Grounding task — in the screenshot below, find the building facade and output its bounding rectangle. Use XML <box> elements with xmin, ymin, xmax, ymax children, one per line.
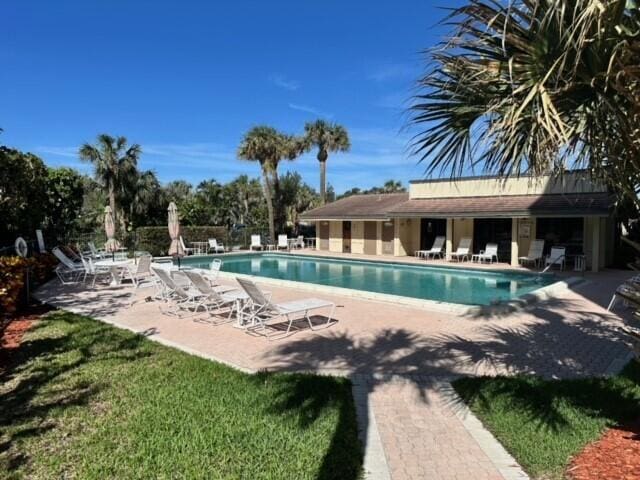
<box><xmin>300</xmin><ymin>172</ymin><xmax>615</xmax><ymax>272</ymax></box>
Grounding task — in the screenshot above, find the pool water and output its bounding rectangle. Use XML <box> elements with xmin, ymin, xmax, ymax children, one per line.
<box><xmin>178</xmin><ymin>253</ymin><xmax>555</xmax><ymax>306</ymax></box>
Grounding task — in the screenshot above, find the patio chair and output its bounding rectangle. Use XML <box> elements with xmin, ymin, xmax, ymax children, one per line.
<box><xmin>208</xmin><ymin>238</ymin><xmax>225</xmax><ymax>254</ymax></box>
<box><xmin>607</xmin><ymin>278</ymin><xmax>640</xmax><ymax>311</ymax></box>
<box><xmin>250</xmin><ymin>235</ymin><xmax>263</xmax><ymax>251</ymax></box>
<box><xmin>127</xmin><ymin>254</ymin><xmax>160</xmax><ymax>304</ymax></box>
<box><xmin>544</xmin><ymin>246</ymin><xmax>566</xmax><ymax>271</ymax></box>
<box><xmin>417</xmin><ymin>236</ymin><xmax>446</xmax><ymax>260</ymax></box>
<box><xmin>236</xmin><ymin>277</ymin><xmax>335</xmax><ymax>338</ymax></box>
<box><xmin>295</xmin><ymin>235</ymin><xmax>305</xmax><ymax>249</ymax></box>
<box><xmin>277</xmin><ymin>234</ymin><xmax>289</xmax><ymax>251</ymax></box>
<box><xmin>473</xmin><ymin>243</ymin><xmax>499</xmax><ymax>264</ymax></box>
<box><xmin>518</xmin><ymin>239</ymin><xmax>545</xmax><ymax>268</ymax></box>
<box><xmin>52</xmin><ymin>246</ymin><xmax>86</xmax><ymax>284</ymax></box>
<box><xmin>182</xmin><ymin>270</ymin><xmax>247</xmax><ymax>320</ymax></box>
<box><xmin>179</xmin><ymin>236</ymin><xmax>195</xmax><ymax>256</ymax></box>
<box><xmin>449</xmin><ymin>238</ymin><xmax>472</xmax><ymax>262</ymax></box>
<box><xmin>80</xmin><ymin>255</ymin><xmax>112</xmax><ymax>287</ymax></box>
<box><xmin>87</xmin><ymin>241</ymin><xmax>107</xmax><ymax>259</ymax></box>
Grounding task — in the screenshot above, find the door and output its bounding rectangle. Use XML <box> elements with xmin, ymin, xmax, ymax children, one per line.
<box><xmin>318</xmin><ymin>222</ymin><xmax>329</xmax><ymax>250</ymax></box>
<box><xmin>364</xmin><ymin>221</ymin><xmax>377</xmax><ymax>255</ymax></box>
<box><xmin>420</xmin><ymin>218</ymin><xmax>447</xmax><ymax>250</ymax></box>
<box><xmin>382</xmin><ymin>221</ymin><xmax>394</xmax><ymax>255</ymax></box>
<box><xmin>342</xmin><ymin>221</ymin><xmax>352</xmax><ymax>253</ymax></box>
<box><xmin>473</xmin><ymin>218</ymin><xmax>512</xmax><ymax>262</ymax></box>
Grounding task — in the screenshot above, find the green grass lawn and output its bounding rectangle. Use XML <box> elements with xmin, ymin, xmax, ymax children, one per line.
<box><xmin>0</xmin><ymin>311</ymin><xmax>362</xmax><ymax>479</ymax></box>
<box><xmin>453</xmin><ymin>361</ymin><xmax>640</xmax><ymax>479</ymax></box>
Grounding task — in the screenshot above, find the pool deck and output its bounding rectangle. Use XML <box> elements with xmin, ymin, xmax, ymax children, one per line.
<box><xmin>34</xmin><ymin>258</ymin><xmax>637</xmax><ymax>480</ymax></box>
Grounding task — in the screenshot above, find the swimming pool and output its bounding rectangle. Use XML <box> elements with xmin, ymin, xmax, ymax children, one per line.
<box><xmin>178</xmin><ymin>253</ymin><xmax>555</xmax><ymax>306</ymax></box>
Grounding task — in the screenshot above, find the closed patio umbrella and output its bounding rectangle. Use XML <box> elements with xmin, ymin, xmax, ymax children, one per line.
<box><xmin>104</xmin><ymin>206</ymin><xmax>121</xmax><ymax>260</ymax></box>
<box><xmin>168</xmin><ymin>202</ymin><xmax>184</xmax><ymax>268</ymax></box>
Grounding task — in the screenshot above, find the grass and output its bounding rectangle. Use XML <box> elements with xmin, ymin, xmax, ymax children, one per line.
<box><xmin>0</xmin><ymin>311</ymin><xmax>362</xmax><ymax>479</ymax></box>
<box><xmin>453</xmin><ymin>361</ymin><xmax>640</xmax><ymax>479</ymax></box>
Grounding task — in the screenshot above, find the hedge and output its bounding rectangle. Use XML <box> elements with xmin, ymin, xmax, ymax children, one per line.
<box><xmin>135</xmin><ymin>226</ymin><xmax>228</xmax><ymax>256</ymax></box>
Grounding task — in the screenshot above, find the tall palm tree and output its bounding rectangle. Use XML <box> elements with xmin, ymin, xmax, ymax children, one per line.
<box><xmin>79</xmin><ymin>134</ymin><xmax>141</xmax><ymax>228</ymax></box>
<box><xmin>238</xmin><ymin>126</ymin><xmax>303</xmax><ymax>241</ymax></box>
<box><xmin>409</xmin><ymin>0</ymin><xmax>640</xmax><ymax>207</ymax></box>
<box><xmin>304</xmin><ymin>120</ymin><xmax>350</xmax><ymax>204</ymax></box>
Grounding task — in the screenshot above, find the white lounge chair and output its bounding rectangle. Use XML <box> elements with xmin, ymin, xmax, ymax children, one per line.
<box><xmin>87</xmin><ymin>241</ymin><xmax>107</xmax><ymax>259</ymax></box>
<box><xmin>179</xmin><ymin>236</ymin><xmax>195</xmax><ymax>256</ymax></box>
<box><xmin>544</xmin><ymin>246</ymin><xmax>566</xmax><ymax>270</ymax></box>
<box><xmin>182</xmin><ymin>270</ymin><xmax>247</xmax><ymax>320</ymax></box>
<box><xmin>151</xmin><ymin>267</ymin><xmax>207</xmax><ymax>315</ymax></box>
<box><xmin>416</xmin><ymin>236</ymin><xmax>446</xmax><ymax>259</ymax></box>
<box><xmin>519</xmin><ymin>239</ymin><xmax>545</xmax><ymax>268</ymax></box>
<box><xmin>473</xmin><ymin>243</ymin><xmax>498</xmax><ymax>264</ymax></box>
<box><xmin>277</xmin><ymin>234</ymin><xmax>289</xmax><ymax>251</ymax></box>
<box><xmin>236</xmin><ymin>277</ymin><xmax>335</xmax><ymax>338</ymax></box>
<box><xmin>449</xmin><ymin>238</ymin><xmax>472</xmax><ymax>262</ymax></box>
<box><xmin>250</xmin><ymin>235</ymin><xmax>263</xmax><ymax>251</ymax></box>
<box><xmin>208</xmin><ymin>239</ymin><xmax>225</xmax><ymax>254</ymax></box>
<box><xmin>52</xmin><ymin>246</ymin><xmax>86</xmax><ymax>284</ymax></box>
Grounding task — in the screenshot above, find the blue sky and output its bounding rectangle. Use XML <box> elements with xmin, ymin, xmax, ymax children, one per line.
<box><xmin>2</xmin><ymin>1</ymin><xmax>458</xmax><ymax>193</ymax></box>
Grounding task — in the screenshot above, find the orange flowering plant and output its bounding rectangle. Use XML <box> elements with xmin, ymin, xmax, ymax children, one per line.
<box><xmin>0</xmin><ymin>253</ymin><xmax>57</xmax><ymax>316</ymax></box>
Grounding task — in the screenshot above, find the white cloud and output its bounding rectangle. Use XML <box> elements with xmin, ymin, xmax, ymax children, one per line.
<box><xmin>34</xmin><ymin>146</ymin><xmax>78</xmax><ymax>158</ymax></box>
<box><xmin>368</xmin><ymin>63</ymin><xmax>418</xmax><ymax>82</ymax></box>
<box><xmin>288</xmin><ymin>103</ymin><xmax>333</xmax><ymax>118</ymax></box>
<box><xmin>268</xmin><ymin>73</ymin><xmax>300</xmax><ymax>91</ymax></box>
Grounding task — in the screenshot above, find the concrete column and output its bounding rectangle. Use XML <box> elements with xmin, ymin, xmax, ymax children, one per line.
<box><xmin>445</xmin><ymin>218</ymin><xmax>453</xmax><ymax>259</ymax></box>
<box><xmin>511</xmin><ymin>218</ymin><xmax>519</xmax><ymax>266</ymax></box>
<box><xmin>592</xmin><ymin>217</ymin><xmax>601</xmax><ymax>272</ymax></box>
<box><xmin>315</xmin><ymin>221</ymin><xmax>319</xmax><ymax>251</ymax></box>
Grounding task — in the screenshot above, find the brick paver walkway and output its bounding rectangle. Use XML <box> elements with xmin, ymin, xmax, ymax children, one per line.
<box><xmin>34</xmin><ymin>267</ymin><xmax>635</xmax><ymax>480</ymax></box>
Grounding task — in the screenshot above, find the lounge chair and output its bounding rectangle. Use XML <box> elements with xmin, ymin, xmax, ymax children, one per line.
<box><xmin>87</xmin><ymin>241</ymin><xmax>107</xmax><ymax>259</ymax></box>
<box><xmin>236</xmin><ymin>277</ymin><xmax>335</xmax><ymax>338</ymax></box>
<box><xmin>179</xmin><ymin>236</ymin><xmax>195</xmax><ymax>256</ymax></box>
<box><xmin>151</xmin><ymin>267</ymin><xmax>207</xmax><ymax>315</ymax></box>
<box><xmin>519</xmin><ymin>239</ymin><xmax>545</xmax><ymax>268</ymax></box>
<box><xmin>52</xmin><ymin>246</ymin><xmax>86</xmax><ymax>284</ymax></box>
<box><xmin>449</xmin><ymin>238</ymin><xmax>472</xmax><ymax>262</ymax></box>
<box><xmin>607</xmin><ymin>277</ymin><xmax>640</xmax><ymax>311</ymax></box>
<box><xmin>208</xmin><ymin>239</ymin><xmax>225</xmax><ymax>254</ymax></box>
<box><xmin>182</xmin><ymin>270</ymin><xmax>247</xmax><ymax>320</ymax></box>
<box><xmin>250</xmin><ymin>235</ymin><xmax>263</xmax><ymax>251</ymax></box>
<box><xmin>544</xmin><ymin>246</ymin><xmax>566</xmax><ymax>270</ymax></box>
<box><xmin>473</xmin><ymin>243</ymin><xmax>498</xmax><ymax>264</ymax></box>
<box><xmin>416</xmin><ymin>236</ymin><xmax>445</xmax><ymax>260</ymax></box>
<box><xmin>277</xmin><ymin>234</ymin><xmax>289</xmax><ymax>251</ymax></box>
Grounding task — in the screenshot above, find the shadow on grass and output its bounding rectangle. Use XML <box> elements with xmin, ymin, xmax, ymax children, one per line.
<box><xmin>252</xmin><ymin>372</ymin><xmax>363</xmax><ymax>480</ymax></box>
<box><xmin>0</xmin><ymin>311</ymin><xmax>151</xmax><ymax>473</ymax></box>
<box><xmin>453</xmin><ymin>360</ymin><xmax>640</xmax><ymax>433</ymax></box>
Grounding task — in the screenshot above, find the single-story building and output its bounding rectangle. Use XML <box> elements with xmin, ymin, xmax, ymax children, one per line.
<box><xmin>300</xmin><ymin>171</ymin><xmax>615</xmax><ymax>272</ymax></box>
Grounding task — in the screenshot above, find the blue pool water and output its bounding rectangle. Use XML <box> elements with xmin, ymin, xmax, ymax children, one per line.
<box><xmin>178</xmin><ymin>253</ymin><xmax>554</xmax><ymax>306</ymax></box>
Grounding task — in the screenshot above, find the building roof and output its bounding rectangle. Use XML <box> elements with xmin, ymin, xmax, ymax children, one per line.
<box><xmin>300</xmin><ymin>192</ymin><xmax>612</xmax><ymax>220</ymax></box>
<box><xmin>389</xmin><ymin>192</ymin><xmax>612</xmax><ymax>218</ymax></box>
<box><xmin>300</xmin><ymin>193</ymin><xmax>409</xmax><ymax>220</ymax></box>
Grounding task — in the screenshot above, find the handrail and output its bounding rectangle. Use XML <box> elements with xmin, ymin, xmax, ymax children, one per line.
<box><xmin>540</xmin><ymin>254</ymin><xmax>566</xmax><ymax>274</ymax></box>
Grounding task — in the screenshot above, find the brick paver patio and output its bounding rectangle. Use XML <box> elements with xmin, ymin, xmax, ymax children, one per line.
<box><xmin>34</xmin><ymin>266</ymin><xmax>635</xmax><ymax>480</ymax></box>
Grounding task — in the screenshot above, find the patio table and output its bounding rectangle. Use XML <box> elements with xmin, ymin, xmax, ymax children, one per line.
<box><xmin>305</xmin><ymin>238</ymin><xmax>316</xmax><ymax>249</ymax></box>
<box><xmin>94</xmin><ymin>259</ymin><xmax>134</xmax><ymax>286</ymax></box>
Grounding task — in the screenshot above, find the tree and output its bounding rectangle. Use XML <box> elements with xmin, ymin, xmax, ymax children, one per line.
<box><xmin>126</xmin><ymin>170</ymin><xmax>165</xmax><ymax>229</ymax></box>
<box><xmin>409</xmin><ymin>0</ymin><xmax>640</xmax><ymax>210</ymax></box>
<box><xmin>279</xmin><ymin>172</ymin><xmax>320</xmax><ymax>233</ymax></box>
<box><xmin>238</xmin><ymin>126</ymin><xmax>304</xmax><ymax>241</ymax></box>
<box><xmin>0</xmin><ymin>147</ymin><xmax>48</xmax><ymax>244</ymax></box>
<box><xmin>44</xmin><ymin>167</ymin><xmax>85</xmax><ymax>241</ymax></box>
<box><xmin>303</xmin><ymin>120</ymin><xmax>350</xmax><ymax>204</ymax></box>
<box><xmin>224</xmin><ymin>175</ymin><xmax>265</xmax><ymax>227</ymax></box>
<box><xmin>79</xmin><ymin>134</ymin><xmax>142</xmax><ymax>230</ymax></box>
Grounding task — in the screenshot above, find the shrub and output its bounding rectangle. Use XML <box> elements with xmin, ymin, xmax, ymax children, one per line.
<box><xmin>135</xmin><ymin>226</ymin><xmax>228</xmax><ymax>256</ymax></box>
<box><xmin>0</xmin><ymin>253</ymin><xmax>57</xmax><ymax>316</ymax></box>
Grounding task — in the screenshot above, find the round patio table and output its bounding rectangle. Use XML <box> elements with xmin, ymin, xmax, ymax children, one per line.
<box><xmin>94</xmin><ymin>258</ymin><xmax>133</xmax><ymax>286</ymax></box>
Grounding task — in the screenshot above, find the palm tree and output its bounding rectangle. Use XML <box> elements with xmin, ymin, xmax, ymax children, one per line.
<box><xmin>304</xmin><ymin>120</ymin><xmax>350</xmax><ymax>204</ymax></box>
<box><xmin>238</xmin><ymin>126</ymin><xmax>303</xmax><ymax>241</ymax></box>
<box><xmin>409</xmin><ymin>0</ymin><xmax>640</xmax><ymax>207</ymax></box>
<box><xmin>79</xmin><ymin>134</ymin><xmax>141</xmax><ymax>228</ymax></box>
<box><xmin>382</xmin><ymin>180</ymin><xmax>405</xmax><ymax>193</ymax></box>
